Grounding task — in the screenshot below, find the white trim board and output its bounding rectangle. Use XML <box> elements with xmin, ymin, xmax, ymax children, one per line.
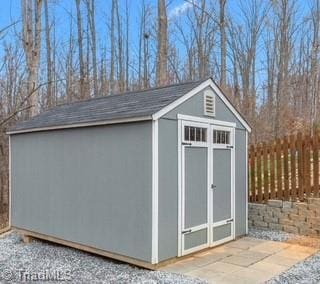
<box><xmin>8</xmin><ymin>135</ymin><xmax>11</xmax><ymax>228</ymax></box>
<box><xmin>151</xmin><ymin>120</ymin><xmax>159</xmax><ymax>264</ymax></box>
<box><xmin>153</xmin><ymin>78</ymin><xmax>251</xmax><ymax>133</ymax></box>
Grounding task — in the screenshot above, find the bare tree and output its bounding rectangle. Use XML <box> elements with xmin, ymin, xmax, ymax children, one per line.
<box><xmin>86</xmin><ymin>0</ymin><xmax>98</xmax><ymax>96</ymax></box>
<box><xmin>44</xmin><ymin>0</ymin><xmax>54</xmax><ymax>108</ymax></box>
<box><xmin>75</xmin><ymin>0</ymin><xmax>88</xmax><ymax>99</ymax></box>
<box><xmin>219</xmin><ymin>0</ymin><xmax>227</xmax><ymax>87</ymax></box>
<box><xmin>156</xmin><ymin>0</ymin><xmax>168</xmax><ymax>86</ymax></box>
<box><xmin>21</xmin><ymin>0</ymin><xmax>43</xmax><ymax>117</ymax></box>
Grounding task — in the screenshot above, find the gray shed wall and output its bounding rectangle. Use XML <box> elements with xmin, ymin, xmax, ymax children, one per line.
<box><xmin>11</xmin><ymin>122</ymin><xmax>153</xmax><ymax>262</ymax></box>
<box><xmin>158</xmin><ymin>87</ymin><xmax>247</xmax><ymax>261</ymax></box>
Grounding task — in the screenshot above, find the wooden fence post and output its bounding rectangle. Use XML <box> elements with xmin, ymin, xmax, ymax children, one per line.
<box><xmin>276</xmin><ymin>138</ymin><xmax>282</xmax><ymax>199</ymax></box>
<box><xmin>290</xmin><ymin>134</ymin><xmax>297</xmax><ymax>200</ymax></box>
<box><xmin>270</xmin><ymin>141</ymin><xmax>276</xmax><ymax>199</ymax></box>
<box><xmin>313</xmin><ymin>132</ymin><xmax>319</xmax><ymax>197</ymax></box>
<box><xmin>304</xmin><ymin>135</ymin><xmax>311</xmax><ymax>199</ymax></box>
<box><xmin>250</xmin><ymin>144</ymin><xmax>256</xmax><ymax>202</ymax></box>
<box><xmin>283</xmin><ymin>136</ymin><xmax>289</xmax><ymax>200</ymax></box>
<box><xmin>263</xmin><ymin>142</ymin><xmax>269</xmax><ymax>199</ymax></box>
<box><xmin>297</xmin><ymin>132</ymin><xmax>304</xmax><ymax>200</ymax></box>
<box><xmin>257</xmin><ymin>144</ymin><xmax>263</xmax><ymax>202</ymax></box>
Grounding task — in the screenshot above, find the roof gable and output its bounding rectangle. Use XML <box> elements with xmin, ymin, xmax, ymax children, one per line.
<box><xmin>153</xmin><ymin>78</ymin><xmax>251</xmax><ymax>132</ymax></box>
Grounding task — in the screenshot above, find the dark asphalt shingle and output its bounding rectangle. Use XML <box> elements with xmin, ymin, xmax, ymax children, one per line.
<box><xmin>11</xmin><ymin>79</ymin><xmax>206</xmax><ymax>132</ymax></box>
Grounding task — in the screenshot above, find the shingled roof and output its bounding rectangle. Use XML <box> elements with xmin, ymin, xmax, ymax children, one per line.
<box><xmin>10</xmin><ymin>79</ymin><xmax>207</xmax><ymax>133</ymax></box>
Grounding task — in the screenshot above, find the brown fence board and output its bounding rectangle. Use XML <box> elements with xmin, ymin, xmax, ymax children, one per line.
<box><xmin>290</xmin><ymin>135</ymin><xmax>297</xmax><ymax>200</ymax></box>
<box><xmin>283</xmin><ymin>136</ymin><xmax>289</xmax><ymax>200</ymax></box>
<box><xmin>276</xmin><ymin>138</ymin><xmax>282</xmax><ymax>199</ymax></box>
<box><xmin>304</xmin><ymin>136</ymin><xmax>311</xmax><ymax>198</ymax></box>
<box><xmin>270</xmin><ymin>142</ymin><xmax>276</xmax><ymax>199</ymax></box>
<box><xmin>263</xmin><ymin>142</ymin><xmax>269</xmax><ymax>198</ymax></box>
<box><xmin>250</xmin><ymin>144</ymin><xmax>256</xmax><ymax>202</ymax></box>
<box><xmin>297</xmin><ymin>133</ymin><xmax>304</xmax><ymax>200</ymax></box>
<box><xmin>313</xmin><ymin>133</ymin><xmax>319</xmax><ymax>197</ymax></box>
<box><xmin>257</xmin><ymin>144</ymin><xmax>263</xmax><ymax>202</ymax></box>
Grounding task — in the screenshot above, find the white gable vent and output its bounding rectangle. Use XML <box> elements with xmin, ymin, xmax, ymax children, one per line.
<box><xmin>203</xmin><ymin>89</ymin><xmax>215</xmax><ymax>117</ymax></box>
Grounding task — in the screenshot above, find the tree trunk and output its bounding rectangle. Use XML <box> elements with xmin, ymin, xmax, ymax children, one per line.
<box><xmin>156</xmin><ymin>0</ymin><xmax>168</xmax><ymax>86</ymax></box>
<box><xmin>21</xmin><ymin>0</ymin><xmax>43</xmax><ymax>117</ymax></box>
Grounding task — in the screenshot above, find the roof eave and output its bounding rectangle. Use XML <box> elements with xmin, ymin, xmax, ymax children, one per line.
<box><xmin>7</xmin><ymin>115</ymin><xmax>153</xmax><ymax>135</ymax></box>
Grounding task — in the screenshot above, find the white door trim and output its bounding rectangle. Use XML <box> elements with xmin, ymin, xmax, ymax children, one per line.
<box><xmin>210</xmin><ymin>125</ymin><xmax>235</xmax><ymax>247</ymax></box>
<box><xmin>178</xmin><ymin>116</ymin><xmax>236</xmax><ymax>256</ymax></box>
<box><xmin>180</xmin><ymin>120</ymin><xmax>210</xmax><ymax>256</ymax></box>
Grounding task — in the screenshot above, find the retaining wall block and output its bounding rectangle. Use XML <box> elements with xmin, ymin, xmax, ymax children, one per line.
<box><xmin>283</xmin><ymin>225</ymin><xmax>299</xmax><ymax>234</ymax></box>
<box><xmin>289</xmin><ymin>214</ymin><xmax>307</xmax><ymax>222</ymax></box>
<box><xmin>254</xmin><ymin>221</ymin><xmax>268</xmax><ymax>228</ymax></box>
<box><xmin>268</xmin><ymin>200</ymin><xmax>283</xmax><ymax>208</ymax></box>
<box><xmin>283</xmin><ymin>201</ymin><xmax>293</xmax><ymax>209</ymax></box>
<box><xmin>251</xmin><ymin>215</ymin><xmax>264</xmax><ymax>222</ymax></box>
<box><xmin>294</xmin><ymin>203</ymin><xmax>309</xmax><ymax>211</ymax></box>
<box><xmin>269</xmin><ymin>223</ymin><xmax>283</xmax><ymax>231</ymax></box>
<box><xmin>249</xmin><ymin>203</ymin><xmax>267</xmax><ymax>210</ymax></box>
<box><xmin>282</xmin><ymin>207</ymin><xmax>298</xmax><ymax>215</ymax></box>
<box><xmin>279</xmin><ymin>218</ymin><xmax>294</xmax><ymax>226</ymax></box>
<box><xmin>264</xmin><ymin>216</ymin><xmax>279</xmax><ymax>224</ymax></box>
<box><xmin>307</xmin><ymin>198</ymin><xmax>320</xmax><ymax>205</ymax></box>
<box><xmin>307</xmin><ymin>217</ymin><xmax>320</xmax><ymax>225</ymax></box>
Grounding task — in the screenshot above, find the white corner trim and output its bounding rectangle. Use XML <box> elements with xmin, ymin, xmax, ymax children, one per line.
<box><xmin>7</xmin><ymin>116</ymin><xmax>153</xmax><ymax>135</ymax></box>
<box><xmin>8</xmin><ymin>135</ymin><xmax>11</xmax><ymax>228</ymax></box>
<box><xmin>151</xmin><ymin>120</ymin><xmax>159</xmax><ymax>264</ymax></box>
<box><xmin>245</xmin><ymin>131</ymin><xmax>249</xmax><ymax>234</ymax></box>
<box><xmin>153</xmin><ymin>78</ymin><xmax>251</xmax><ymax>133</ymax></box>
<box><xmin>177</xmin><ymin>119</ymin><xmax>182</xmax><ymax>257</ymax></box>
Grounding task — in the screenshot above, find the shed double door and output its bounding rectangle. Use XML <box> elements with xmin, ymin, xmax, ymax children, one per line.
<box><xmin>181</xmin><ymin>121</ymin><xmax>234</xmax><ymax>255</ymax></box>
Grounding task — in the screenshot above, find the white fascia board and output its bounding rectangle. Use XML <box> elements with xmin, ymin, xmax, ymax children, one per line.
<box><xmin>7</xmin><ymin>116</ymin><xmax>153</xmax><ymax>135</ymax></box>
<box><xmin>153</xmin><ymin>78</ymin><xmax>251</xmax><ymax>133</ymax></box>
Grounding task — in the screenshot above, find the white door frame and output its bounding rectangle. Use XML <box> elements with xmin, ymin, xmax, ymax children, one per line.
<box><xmin>180</xmin><ymin>120</ymin><xmax>210</xmax><ymax>256</ymax></box>
<box><xmin>177</xmin><ymin>114</ymin><xmax>236</xmax><ymax>257</ymax></box>
<box><xmin>210</xmin><ymin>124</ymin><xmax>235</xmax><ymax>247</ymax></box>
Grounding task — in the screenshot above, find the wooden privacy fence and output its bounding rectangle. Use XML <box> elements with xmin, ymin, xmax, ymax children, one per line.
<box><xmin>249</xmin><ymin>132</ymin><xmax>320</xmax><ymax>203</ymax></box>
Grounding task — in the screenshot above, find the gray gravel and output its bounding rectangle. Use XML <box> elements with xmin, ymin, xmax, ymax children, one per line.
<box><xmin>266</xmin><ymin>252</ymin><xmax>320</xmax><ymax>284</ymax></box>
<box><xmin>0</xmin><ymin>233</ymin><xmax>206</xmax><ymax>283</ymax></box>
<box><xmin>248</xmin><ymin>227</ymin><xmax>297</xmax><ymax>242</ymax></box>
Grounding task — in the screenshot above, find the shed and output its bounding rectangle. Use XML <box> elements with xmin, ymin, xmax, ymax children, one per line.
<box><xmin>8</xmin><ymin>78</ymin><xmax>251</xmax><ymax>268</ymax></box>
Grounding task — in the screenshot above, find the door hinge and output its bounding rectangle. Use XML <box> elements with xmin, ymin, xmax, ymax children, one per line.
<box><xmin>182</xmin><ymin>229</ymin><xmax>192</xmax><ymax>234</ymax></box>
<box><xmin>226</xmin><ymin>219</ymin><xmax>234</xmax><ymax>223</ymax></box>
<box><xmin>182</xmin><ymin>142</ymin><xmax>192</xmax><ymax>146</ymax></box>
<box><xmin>211</xmin><ymin>184</ymin><xmax>217</xmax><ymax>190</ymax></box>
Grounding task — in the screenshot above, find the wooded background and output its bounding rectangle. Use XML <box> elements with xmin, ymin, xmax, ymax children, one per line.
<box><xmin>0</xmin><ymin>0</ymin><xmax>319</xmax><ymax>141</ymax></box>
<box><xmin>0</xmin><ymin>0</ymin><xmax>320</xmax><ymax>225</ymax></box>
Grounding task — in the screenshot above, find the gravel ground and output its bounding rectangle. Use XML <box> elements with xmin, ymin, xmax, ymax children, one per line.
<box><xmin>0</xmin><ymin>233</ymin><xmax>206</xmax><ymax>284</ymax></box>
<box><xmin>249</xmin><ymin>228</ymin><xmax>320</xmax><ymax>284</ymax></box>
<box><xmin>248</xmin><ymin>227</ymin><xmax>297</xmax><ymax>242</ymax></box>
<box><xmin>266</xmin><ymin>252</ymin><xmax>320</xmax><ymax>284</ymax></box>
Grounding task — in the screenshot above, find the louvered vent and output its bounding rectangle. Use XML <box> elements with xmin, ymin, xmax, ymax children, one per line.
<box><xmin>204</xmin><ymin>90</ymin><xmax>215</xmax><ymax>117</ymax></box>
